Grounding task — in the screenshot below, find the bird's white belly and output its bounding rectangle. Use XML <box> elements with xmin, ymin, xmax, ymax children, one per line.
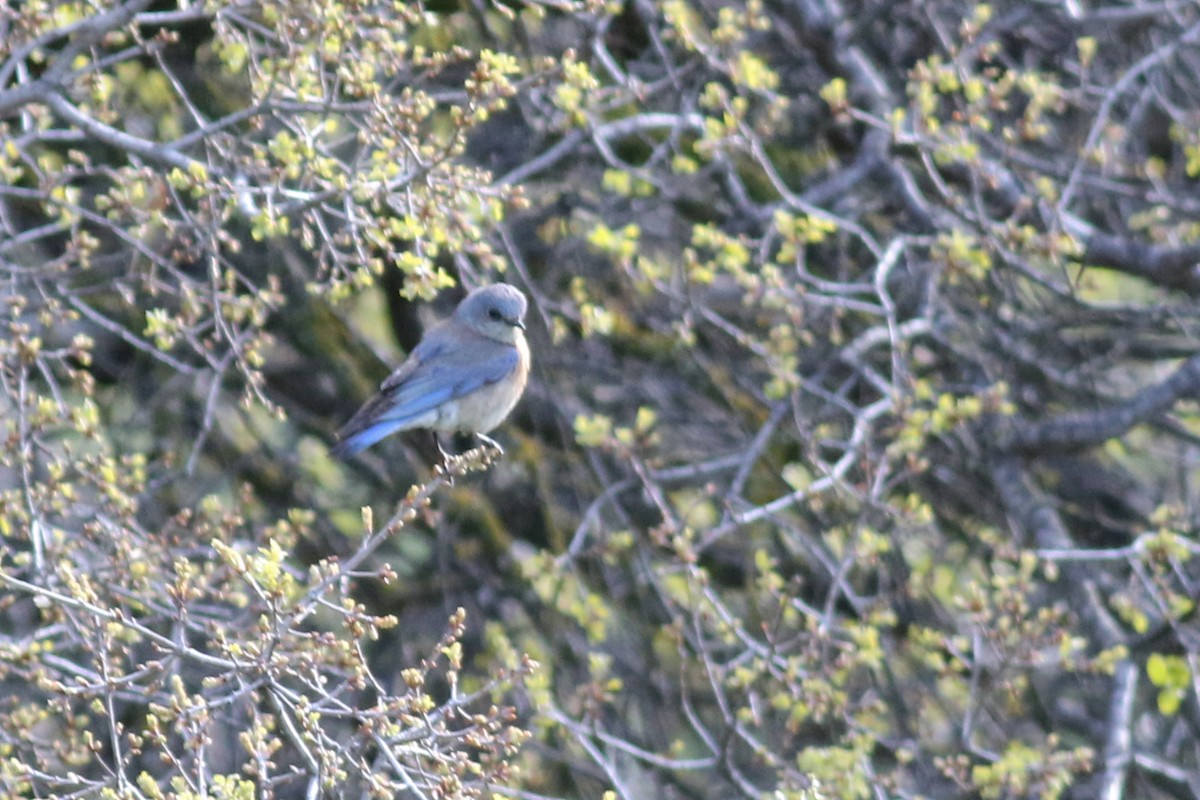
<box><xmin>426</xmin><ymin>387</ymin><xmax>518</xmax><ymax>434</ymax></box>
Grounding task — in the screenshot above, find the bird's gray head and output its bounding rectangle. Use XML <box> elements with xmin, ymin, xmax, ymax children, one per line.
<box><xmin>456</xmin><ymin>283</ymin><xmax>528</xmax><ymax>344</ymax></box>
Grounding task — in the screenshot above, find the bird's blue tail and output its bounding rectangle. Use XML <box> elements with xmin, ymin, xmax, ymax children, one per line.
<box><xmin>331</xmin><ymin>420</ymin><xmax>407</xmax><ymax>458</ymax></box>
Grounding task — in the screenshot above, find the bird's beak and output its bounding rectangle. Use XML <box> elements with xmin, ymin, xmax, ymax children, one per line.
<box><xmin>513</xmin><ymin>319</ymin><xmax>526</xmax><ymax>330</ymax></box>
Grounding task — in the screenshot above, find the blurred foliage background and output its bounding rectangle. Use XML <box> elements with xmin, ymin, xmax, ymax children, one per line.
<box><xmin>4</xmin><ymin>1</ymin><xmax>1200</xmax><ymax>798</ymax></box>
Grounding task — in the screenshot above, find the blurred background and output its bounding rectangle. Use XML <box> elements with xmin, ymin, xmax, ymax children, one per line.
<box><xmin>3</xmin><ymin>1</ymin><xmax>1200</xmax><ymax>797</ymax></box>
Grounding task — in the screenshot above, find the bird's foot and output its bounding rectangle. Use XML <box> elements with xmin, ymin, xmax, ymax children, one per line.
<box><xmin>432</xmin><ymin>432</ymin><xmax>456</xmax><ymax>485</ymax></box>
<box><xmin>474</xmin><ymin>433</ymin><xmax>504</xmax><ymax>456</ymax></box>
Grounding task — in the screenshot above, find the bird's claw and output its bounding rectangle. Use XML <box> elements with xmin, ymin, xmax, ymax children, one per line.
<box><xmin>433</xmin><ymin>433</ymin><xmax>456</xmax><ymax>485</ymax></box>
<box><xmin>431</xmin><ymin>432</ymin><xmax>503</xmax><ymax>485</ymax></box>
<box><xmin>474</xmin><ymin>433</ymin><xmax>504</xmax><ymax>455</ymax></box>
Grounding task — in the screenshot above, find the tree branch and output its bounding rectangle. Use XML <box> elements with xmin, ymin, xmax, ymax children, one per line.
<box><xmin>42</xmin><ymin>92</ymin><xmax>204</xmax><ymax>172</ymax></box>
<box><xmin>1100</xmin><ymin>660</ymin><xmax>1137</xmax><ymax>800</ymax></box>
<box><xmin>1081</xmin><ymin>232</ymin><xmax>1200</xmax><ymax>295</ymax></box>
<box><xmin>991</xmin><ymin>354</ymin><xmax>1200</xmax><ymax>454</ymax></box>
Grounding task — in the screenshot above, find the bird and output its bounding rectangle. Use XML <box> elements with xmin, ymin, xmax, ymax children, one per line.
<box><xmin>332</xmin><ymin>283</ymin><xmax>530</xmax><ymax>460</ymax></box>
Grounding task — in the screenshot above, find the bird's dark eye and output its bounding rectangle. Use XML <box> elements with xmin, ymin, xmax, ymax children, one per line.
<box><xmin>488</xmin><ymin>308</ymin><xmax>503</xmax><ymax>321</ymax></box>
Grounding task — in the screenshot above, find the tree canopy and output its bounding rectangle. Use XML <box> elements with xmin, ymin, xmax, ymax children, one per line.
<box><xmin>3</xmin><ymin>1</ymin><xmax>1200</xmax><ymax>798</ymax></box>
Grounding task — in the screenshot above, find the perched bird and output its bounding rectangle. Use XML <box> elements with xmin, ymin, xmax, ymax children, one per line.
<box><xmin>332</xmin><ymin>283</ymin><xmax>530</xmax><ymax>459</ymax></box>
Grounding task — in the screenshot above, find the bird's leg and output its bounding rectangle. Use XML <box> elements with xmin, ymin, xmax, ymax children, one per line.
<box><xmin>475</xmin><ymin>432</ymin><xmax>504</xmax><ymax>455</ymax></box>
<box><xmin>432</xmin><ymin>432</ymin><xmax>454</xmax><ymax>482</ymax></box>
<box><xmin>434</xmin><ymin>432</ymin><xmax>452</xmax><ymax>461</ymax></box>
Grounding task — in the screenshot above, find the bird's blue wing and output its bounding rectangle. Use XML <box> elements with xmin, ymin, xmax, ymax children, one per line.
<box><xmin>374</xmin><ymin>343</ymin><xmax>518</xmax><ymax>425</ymax></box>
<box><xmin>333</xmin><ymin>335</ymin><xmax>518</xmax><ymax>457</ymax></box>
